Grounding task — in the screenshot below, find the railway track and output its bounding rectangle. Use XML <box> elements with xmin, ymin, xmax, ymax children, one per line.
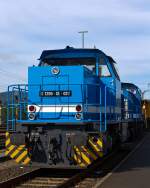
<box><xmin>17</xmin><ymin>177</ymin><xmax>70</xmax><ymax>188</ymax></box>
<box><xmin>0</xmin><ymin>136</ymin><xmax>143</xmax><ymax>188</ymax></box>
<box><xmin>15</xmin><ymin>170</ymin><xmax>74</xmax><ymax>188</ymax></box>
<box><xmin>0</xmin><ymin>166</ymin><xmax>40</xmax><ymax>188</ymax></box>
<box><xmin>59</xmin><ymin>147</ymin><xmax>129</xmax><ymax>188</ymax></box>
<box><xmin>0</xmin><ymin>168</ymin><xmax>78</xmax><ymax>188</ymax></box>
<box><xmin>0</xmin><ymin>147</ymin><xmax>129</xmax><ymax>188</ymax></box>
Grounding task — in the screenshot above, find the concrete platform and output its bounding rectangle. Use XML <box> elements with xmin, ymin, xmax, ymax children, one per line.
<box><xmin>95</xmin><ymin>133</ymin><xmax>150</xmax><ymax>188</ymax></box>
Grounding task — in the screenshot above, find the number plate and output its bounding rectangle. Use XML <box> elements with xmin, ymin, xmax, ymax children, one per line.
<box><xmin>40</xmin><ymin>91</ymin><xmax>72</xmax><ymax>97</ymax></box>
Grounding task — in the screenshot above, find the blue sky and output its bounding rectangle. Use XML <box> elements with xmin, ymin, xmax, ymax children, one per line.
<box><xmin>0</xmin><ymin>0</ymin><xmax>149</xmax><ymax>98</ymax></box>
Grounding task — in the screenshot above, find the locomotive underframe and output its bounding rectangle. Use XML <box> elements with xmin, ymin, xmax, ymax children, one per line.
<box><xmin>6</xmin><ymin>123</ymin><xmax>114</xmax><ymax>168</ymax></box>
<box><xmin>5</xmin><ymin>120</ymin><xmax>143</xmax><ymax>168</ymax></box>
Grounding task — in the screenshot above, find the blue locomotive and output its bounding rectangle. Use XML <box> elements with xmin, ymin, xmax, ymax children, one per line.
<box><xmin>121</xmin><ymin>83</ymin><xmax>143</xmax><ymax>141</ymax></box>
<box><xmin>5</xmin><ymin>47</ymin><xmax>143</xmax><ymax>167</ymax></box>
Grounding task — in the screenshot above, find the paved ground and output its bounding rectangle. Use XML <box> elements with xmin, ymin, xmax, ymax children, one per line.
<box><xmin>97</xmin><ymin>133</ymin><xmax>150</xmax><ymax>188</ymax></box>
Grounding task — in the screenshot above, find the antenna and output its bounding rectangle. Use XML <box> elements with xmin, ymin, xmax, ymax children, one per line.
<box><xmin>78</xmin><ymin>31</ymin><xmax>88</xmax><ymax>48</ymax></box>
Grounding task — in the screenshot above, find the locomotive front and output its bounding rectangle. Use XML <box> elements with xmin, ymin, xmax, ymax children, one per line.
<box><xmin>6</xmin><ymin>48</ymin><xmax>107</xmax><ymax>168</ymax></box>
<box><xmin>6</xmin><ymin>47</ymin><xmax>144</xmax><ymax>168</ymax></box>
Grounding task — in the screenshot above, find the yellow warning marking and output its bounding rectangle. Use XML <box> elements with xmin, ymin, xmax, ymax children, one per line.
<box><xmin>22</xmin><ymin>157</ymin><xmax>31</xmax><ymax>165</ymax></box>
<box><xmin>6</xmin><ymin>132</ymin><xmax>9</xmax><ymax>137</ymax></box>
<box><xmin>89</xmin><ymin>139</ymin><xmax>99</xmax><ymax>152</ymax></box>
<box><xmin>10</xmin><ymin>149</ymin><xmax>20</xmax><ymax>159</ymax></box>
<box><xmin>74</xmin><ymin>154</ymin><xmax>86</xmax><ymax>167</ymax></box>
<box><xmin>82</xmin><ymin>146</ymin><xmax>97</xmax><ymax>160</ymax></box>
<box><xmin>76</xmin><ymin>146</ymin><xmax>91</xmax><ymax>165</ymax></box>
<box><xmin>5</xmin><ymin>138</ymin><xmax>11</xmax><ymax>147</ymax></box>
<box><xmin>74</xmin><ymin>146</ymin><xmax>81</xmax><ymax>163</ymax></box>
<box><xmin>89</xmin><ymin>139</ymin><xmax>103</xmax><ymax>157</ymax></box>
<box><xmin>74</xmin><ymin>146</ymin><xmax>80</xmax><ymax>152</ymax></box>
<box><xmin>80</xmin><ymin>151</ymin><xmax>91</xmax><ymax>165</ymax></box>
<box><xmin>97</xmin><ymin>139</ymin><xmax>103</xmax><ymax>148</ymax></box>
<box><xmin>17</xmin><ymin>145</ymin><xmax>25</xmax><ymax>151</ymax></box>
<box><xmin>4</xmin><ymin>132</ymin><xmax>30</xmax><ymax>164</ymax></box>
<box><xmin>15</xmin><ymin>150</ymin><xmax>28</xmax><ymax>163</ymax></box>
<box><xmin>5</xmin><ymin>145</ymin><xmax>15</xmax><ymax>155</ymax></box>
<box><xmin>74</xmin><ymin>146</ymin><xmax>87</xmax><ymax>167</ymax></box>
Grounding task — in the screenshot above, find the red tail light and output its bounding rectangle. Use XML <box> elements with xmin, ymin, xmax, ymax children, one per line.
<box><xmin>29</xmin><ymin>105</ymin><xmax>36</xmax><ymax>112</ymax></box>
<box><xmin>76</xmin><ymin>105</ymin><xmax>82</xmax><ymax>112</ymax></box>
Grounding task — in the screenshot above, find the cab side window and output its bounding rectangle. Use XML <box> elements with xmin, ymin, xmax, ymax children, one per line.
<box><xmin>99</xmin><ymin>57</ymin><xmax>111</xmax><ymax>77</ymax></box>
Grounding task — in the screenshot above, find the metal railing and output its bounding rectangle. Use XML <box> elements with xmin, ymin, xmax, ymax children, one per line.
<box><xmin>7</xmin><ymin>84</ymin><xmax>119</xmax><ymax>133</ymax></box>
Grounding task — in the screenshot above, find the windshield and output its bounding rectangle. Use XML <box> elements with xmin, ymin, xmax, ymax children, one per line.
<box><xmin>39</xmin><ymin>57</ymin><xmax>96</xmax><ymax>71</ymax></box>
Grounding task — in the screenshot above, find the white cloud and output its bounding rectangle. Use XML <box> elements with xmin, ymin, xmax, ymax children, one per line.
<box><xmin>0</xmin><ymin>0</ymin><xmax>149</xmax><ymax>92</ymax></box>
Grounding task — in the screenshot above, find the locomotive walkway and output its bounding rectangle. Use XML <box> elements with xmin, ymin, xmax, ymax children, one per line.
<box><xmin>94</xmin><ymin>132</ymin><xmax>150</xmax><ymax>188</ymax></box>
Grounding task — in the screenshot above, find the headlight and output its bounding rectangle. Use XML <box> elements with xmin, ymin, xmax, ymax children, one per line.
<box><xmin>28</xmin><ymin>113</ymin><xmax>36</xmax><ymax>120</ymax></box>
<box><xmin>75</xmin><ymin>113</ymin><xmax>82</xmax><ymax>120</ymax></box>
<box><xmin>51</xmin><ymin>67</ymin><xmax>60</xmax><ymax>75</ymax></box>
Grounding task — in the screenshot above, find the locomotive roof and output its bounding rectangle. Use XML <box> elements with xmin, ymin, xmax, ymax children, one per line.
<box><xmin>122</xmin><ymin>82</ymin><xmax>140</xmax><ymax>91</ymax></box>
<box><xmin>39</xmin><ymin>46</ymin><xmax>116</xmax><ymax>63</ymax></box>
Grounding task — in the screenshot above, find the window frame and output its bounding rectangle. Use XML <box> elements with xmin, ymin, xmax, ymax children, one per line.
<box><xmin>98</xmin><ymin>57</ymin><xmax>112</xmax><ymax>77</ymax></box>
